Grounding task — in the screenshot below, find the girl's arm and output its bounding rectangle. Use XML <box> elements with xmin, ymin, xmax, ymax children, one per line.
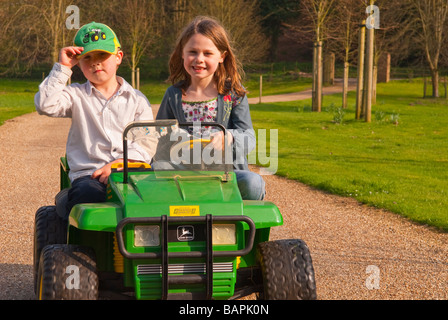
<box><xmin>228</xmin><ymin>94</ymin><xmax>256</xmax><ymax>161</ymax></box>
<box><xmin>156</xmin><ymin>87</ymin><xmax>177</xmax><ymax>120</ymax></box>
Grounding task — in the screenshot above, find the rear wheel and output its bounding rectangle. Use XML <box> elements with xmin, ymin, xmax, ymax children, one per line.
<box><xmin>257</xmin><ymin>239</ymin><xmax>317</xmax><ymax>300</ymax></box>
<box><xmin>33</xmin><ymin>206</ymin><xmax>66</xmax><ymax>293</ymax></box>
<box><xmin>36</xmin><ymin>244</ymin><xmax>98</xmax><ymax>300</ymax></box>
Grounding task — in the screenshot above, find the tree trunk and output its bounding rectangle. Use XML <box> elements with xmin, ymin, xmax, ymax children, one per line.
<box><xmin>355</xmin><ymin>21</ymin><xmax>366</xmax><ymax>120</ymax></box>
<box><xmin>342</xmin><ymin>61</ymin><xmax>349</xmax><ymax>109</ymax></box>
<box><xmin>364</xmin><ymin>26</ymin><xmax>374</xmax><ymax>123</ymax></box>
<box><xmin>431</xmin><ymin>69</ymin><xmax>439</xmax><ymax>98</ymax></box>
<box><xmin>312</xmin><ymin>41</ymin><xmax>323</xmax><ymax>112</ymax></box>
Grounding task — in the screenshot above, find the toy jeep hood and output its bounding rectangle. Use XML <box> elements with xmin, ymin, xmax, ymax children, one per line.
<box><xmin>69</xmin><ymin>121</ymin><xmax>282</xmax><ymax>231</ymax></box>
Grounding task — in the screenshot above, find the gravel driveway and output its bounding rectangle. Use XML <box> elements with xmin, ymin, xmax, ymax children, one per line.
<box><xmin>1</xmin><ymin>89</ymin><xmax>447</xmax><ymax>300</ymax></box>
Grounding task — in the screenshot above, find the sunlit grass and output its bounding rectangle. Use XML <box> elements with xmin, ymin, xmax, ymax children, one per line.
<box><xmin>2</xmin><ymin>76</ymin><xmax>447</xmax><ymax>231</ymax></box>
<box><xmin>250</xmin><ymin>79</ymin><xmax>448</xmax><ymax>231</ymax></box>
<box><xmin>0</xmin><ymin>79</ymin><xmax>39</xmax><ymax>125</ymax></box>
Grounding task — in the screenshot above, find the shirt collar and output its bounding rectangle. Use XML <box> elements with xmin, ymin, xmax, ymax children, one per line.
<box><xmin>85</xmin><ymin>76</ymin><xmax>131</xmax><ymax>97</ymax></box>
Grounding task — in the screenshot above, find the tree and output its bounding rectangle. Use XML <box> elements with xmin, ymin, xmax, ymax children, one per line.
<box><xmin>258</xmin><ymin>0</ymin><xmax>301</xmax><ymax>61</ymax></box>
<box><xmin>193</xmin><ymin>0</ymin><xmax>268</xmax><ymax>65</ymax></box>
<box><xmin>0</xmin><ymin>0</ymin><xmax>77</xmax><ymax>75</ymax></box>
<box><xmin>409</xmin><ymin>0</ymin><xmax>448</xmax><ymax>98</ymax></box>
<box><xmin>0</xmin><ymin>0</ymin><xmax>270</xmax><ymax>77</ymax></box>
<box><xmin>325</xmin><ymin>0</ymin><xmax>364</xmax><ymax>109</ymax></box>
<box><xmin>299</xmin><ymin>0</ymin><xmax>336</xmax><ymax>112</ymax></box>
<box><xmin>110</xmin><ymin>0</ymin><xmax>160</xmax><ymax>87</ymax></box>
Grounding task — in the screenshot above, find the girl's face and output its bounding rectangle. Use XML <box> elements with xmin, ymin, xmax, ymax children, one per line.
<box><xmin>182</xmin><ymin>33</ymin><xmax>225</xmax><ymax>85</ymax></box>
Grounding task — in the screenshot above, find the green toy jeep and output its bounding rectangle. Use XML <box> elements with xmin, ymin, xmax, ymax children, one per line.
<box><xmin>33</xmin><ymin>120</ymin><xmax>316</xmax><ymax>300</ymax></box>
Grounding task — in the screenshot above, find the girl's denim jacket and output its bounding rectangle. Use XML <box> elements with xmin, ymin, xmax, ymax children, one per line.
<box><xmin>156</xmin><ymin>85</ymin><xmax>256</xmax><ymax>170</ymax></box>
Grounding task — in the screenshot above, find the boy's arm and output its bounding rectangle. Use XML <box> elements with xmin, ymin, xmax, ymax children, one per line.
<box><xmin>126</xmin><ymin>93</ymin><xmax>155</xmax><ymax>163</ymax></box>
<box><xmin>34</xmin><ymin>47</ymin><xmax>84</xmax><ymax>117</ymax></box>
<box><xmin>94</xmin><ymin>95</ymin><xmax>154</xmax><ymax>185</ymax></box>
<box><xmin>134</xmin><ymin>92</ymin><xmax>154</xmax><ymax>122</ymax></box>
<box><xmin>34</xmin><ymin>63</ymin><xmax>73</xmax><ymax>117</ymax></box>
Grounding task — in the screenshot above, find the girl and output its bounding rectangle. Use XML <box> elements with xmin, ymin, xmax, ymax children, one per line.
<box><xmin>156</xmin><ymin>16</ymin><xmax>265</xmax><ymax>200</ymax></box>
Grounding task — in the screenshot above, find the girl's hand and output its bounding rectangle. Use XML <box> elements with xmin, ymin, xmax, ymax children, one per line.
<box><xmin>210</xmin><ymin>130</ymin><xmax>233</xmax><ymax>151</ymax></box>
<box><xmin>59</xmin><ymin>47</ymin><xmax>84</xmax><ymax>68</ymax></box>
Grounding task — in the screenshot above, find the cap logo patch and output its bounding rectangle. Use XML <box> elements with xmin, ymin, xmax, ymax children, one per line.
<box><xmin>83</xmin><ymin>29</ymin><xmax>107</xmax><ymax>44</ymax></box>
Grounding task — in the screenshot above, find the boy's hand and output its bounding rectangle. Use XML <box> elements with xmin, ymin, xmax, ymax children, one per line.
<box><xmin>91</xmin><ymin>163</ymin><xmax>113</xmax><ymax>185</ymax></box>
<box><xmin>91</xmin><ymin>159</ymin><xmax>123</xmax><ymax>184</ymax></box>
<box><xmin>59</xmin><ymin>47</ymin><xmax>84</xmax><ymax>68</ymax></box>
<box><xmin>92</xmin><ymin>159</ymin><xmax>144</xmax><ymax>185</ymax></box>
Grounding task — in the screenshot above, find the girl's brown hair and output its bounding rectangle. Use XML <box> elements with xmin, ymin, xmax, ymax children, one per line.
<box><xmin>168</xmin><ymin>16</ymin><xmax>247</xmax><ymax>97</ymax></box>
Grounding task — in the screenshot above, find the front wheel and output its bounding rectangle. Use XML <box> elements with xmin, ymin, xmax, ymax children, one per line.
<box><xmin>33</xmin><ymin>206</ymin><xmax>66</xmax><ymax>293</ymax></box>
<box><xmin>36</xmin><ymin>244</ymin><xmax>98</xmax><ymax>300</ymax></box>
<box><xmin>257</xmin><ymin>239</ymin><xmax>317</xmax><ymax>300</ymax></box>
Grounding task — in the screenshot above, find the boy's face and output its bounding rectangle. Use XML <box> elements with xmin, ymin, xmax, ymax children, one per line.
<box><xmin>78</xmin><ymin>50</ymin><xmax>123</xmax><ymax>86</ymax></box>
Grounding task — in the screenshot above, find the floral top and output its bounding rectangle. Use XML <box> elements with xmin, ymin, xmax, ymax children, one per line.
<box><xmin>182</xmin><ymin>98</ymin><xmax>218</xmax><ymax>122</ymax></box>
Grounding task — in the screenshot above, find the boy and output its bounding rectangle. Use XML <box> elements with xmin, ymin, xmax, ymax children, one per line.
<box><xmin>35</xmin><ymin>21</ymin><xmax>153</xmax><ymax>217</ymax></box>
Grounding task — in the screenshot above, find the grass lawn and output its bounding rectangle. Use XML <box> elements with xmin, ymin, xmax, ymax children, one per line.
<box><xmin>1</xmin><ymin>76</ymin><xmax>447</xmax><ymax>231</ymax></box>
<box><xmin>244</xmin><ymin>73</ymin><xmax>313</xmax><ymax>99</ymax></box>
<box><xmin>250</xmin><ymin>79</ymin><xmax>448</xmax><ymax>231</ymax></box>
<box><xmin>0</xmin><ymin>79</ymin><xmax>40</xmax><ymax>126</ymax></box>
<box><xmin>138</xmin><ymin>68</ymin><xmax>314</xmax><ymax>103</ymax></box>
<box><xmin>0</xmin><ymin>78</ymin><xmax>169</xmax><ymax>125</ymax></box>
<box><xmin>138</xmin><ymin>79</ymin><xmax>169</xmax><ymax>105</ymax></box>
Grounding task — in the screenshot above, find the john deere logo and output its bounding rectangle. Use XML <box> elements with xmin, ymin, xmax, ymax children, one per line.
<box><xmin>177</xmin><ymin>226</ymin><xmax>194</xmax><ymax>241</ymax></box>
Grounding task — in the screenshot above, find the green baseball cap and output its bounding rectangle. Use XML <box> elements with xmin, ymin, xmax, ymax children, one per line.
<box><xmin>74</xmin><ymin>22</ymin><xmax>121</xmax><ymax>58</ymax></box>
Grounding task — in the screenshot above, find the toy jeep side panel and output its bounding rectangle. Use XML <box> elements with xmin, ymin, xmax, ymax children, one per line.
<box><xmin>238</xmin><ymin>201</ymin><xmax>283</xmax><ymax>267</ymax></box>
<box><xmin>242</xmin><ymin>200</ymin><xmax>283</xmax><ymax>229</ymax></box>
<box><xmin>60</xmin><ymin>157</ymin><xmax>71</xmax><ymax>190</ymax></box>
<box><xmin>69</xmin><ymin>203</ymin><xmax>122</xmax><ymax>231</ymax></box>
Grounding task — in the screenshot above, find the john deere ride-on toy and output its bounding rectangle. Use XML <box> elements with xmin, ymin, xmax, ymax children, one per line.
<box><xmin>33</xmin><ymin>120</ymin><xmax>316</xmax><ymax>300</ymax></box>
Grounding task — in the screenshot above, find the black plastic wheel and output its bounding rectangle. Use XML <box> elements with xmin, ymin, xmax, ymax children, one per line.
<box><xmin>33</xmin><ymin>206</ymin><xmax>67</xmax><ymax>293</ymax></box>
<box><xmin>36</xmin><ymin>244</ymin><xmax>98</xmax><ymax>300</ymax></box>
<box><xmin>257</xmin><ymin>239</ymin><xmax>317</xmax><ymax>300</ymax></box>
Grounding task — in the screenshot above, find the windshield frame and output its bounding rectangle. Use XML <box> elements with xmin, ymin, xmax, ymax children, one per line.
<box><xmin>122</xmin><ymin>120</ymin><xmax>233</xmax><ymax>184</ymax></box>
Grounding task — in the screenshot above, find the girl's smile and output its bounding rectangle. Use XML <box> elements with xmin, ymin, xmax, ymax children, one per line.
<box><xmin>182</xmin><ymin>33</ymin><xmax>225</xmax><ymax>85</ymax></box>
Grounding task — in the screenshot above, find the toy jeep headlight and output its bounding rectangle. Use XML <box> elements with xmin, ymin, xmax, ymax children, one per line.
<box><xmin>212</xmin><ymin>224</ymin><xmax>236</xmax><ymax>245</ymax></box>
<box><xmin>134</xmin><ymin>225</ymin><xmax>160</xmax><ymax>247</ymax></box>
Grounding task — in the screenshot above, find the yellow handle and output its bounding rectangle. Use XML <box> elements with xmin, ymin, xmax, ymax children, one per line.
<box><xmin>111</xmin><ymin>162</ymin><xmax>151</xmax><ymax>169</ymax></box>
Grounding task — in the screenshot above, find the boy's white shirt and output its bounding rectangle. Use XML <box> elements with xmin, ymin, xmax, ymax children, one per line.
<box><xmin>35</xmin><ymin>63</ymin><xmax>154</xmax><ymax>182</ymax></box>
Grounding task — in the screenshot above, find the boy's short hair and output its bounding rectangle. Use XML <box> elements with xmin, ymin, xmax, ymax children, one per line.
<box><xmin>74</xmin><ymin>22</ymin><xmax>121</xmax><ymax>58</ymax></box>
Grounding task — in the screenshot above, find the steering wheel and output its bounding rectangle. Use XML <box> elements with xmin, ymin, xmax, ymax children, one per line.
<box><xmin>169</xmin><ymin>138</ymin><xmax>211</xmax><ymax>155</ymax></box>
<box><xmin>169</xmin><ymin>138</ymin><xmax>213</xmax><ymax>169</ymax></box>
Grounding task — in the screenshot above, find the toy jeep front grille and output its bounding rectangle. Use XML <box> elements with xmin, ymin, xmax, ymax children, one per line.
<box><xmin>137</xmin><ymin>262</ymin><xmax>234</xmax><ymax>275</ymax></box>
<box><xmin>116</xmin><ymin>214</ymin><xmax>255</xmax><ymax>299</ymax></box>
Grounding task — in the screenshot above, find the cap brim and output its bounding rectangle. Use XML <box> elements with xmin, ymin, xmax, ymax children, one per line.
<box><xmin>76</xmin><ymin>45</ymin><xmax>118</xmax><ymax>59</ymax></box>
